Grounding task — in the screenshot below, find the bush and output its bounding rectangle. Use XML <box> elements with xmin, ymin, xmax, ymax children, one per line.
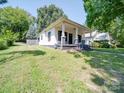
<box><xmin>92</xmin><ymin>40</ymin><xmax>111</xmax><ymax>48</ymax></box>
<box><xmin>0</xmin><ymin>29</ymin><xmax>18</xmax><ymax>50</ymax></box>
<box><xmin>7</xmin><ymin>40</ymin><xmax>14</xmax><ymax>46</ymax></box>
<box><xmin>0</xmin><ymin>39</ymin><xmax>8</xmax><ymax>50</ymax></box>
<box><xmin>92</xmin><ymin>42</ymin><xmax>101</xmax><ymax>48</ymax></box>
<box><xmin>111</xmin><ymin>44</ymin><xmax>117</xmax><ymax>48</ymax></box>
<box><xmin>1</xmin><ymin>30</ymin><xmax>18</xmax><ymax>46</ymax></box>
<box><xmin>100</xmin><ymin>41</ymin><xmax>110</xmax><ymax>48</ymax></box>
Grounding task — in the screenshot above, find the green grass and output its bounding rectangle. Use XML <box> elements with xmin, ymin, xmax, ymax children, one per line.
<box><xmin>94</xmin><ymin>48</ymin><xmax>124</xmax><ymax>54</ymax></box>
<box><xmin>83</xmin><ymin>51</ymin><xmax>124</xmax><ymax>93</ymax></box>
<box><xmin>0</xmin><ymin>43</ymin><xmax>124</xmax><ymax>93</ymax></box>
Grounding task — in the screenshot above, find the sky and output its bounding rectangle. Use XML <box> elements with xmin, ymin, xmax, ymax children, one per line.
<box><xmin>0</xmin><ymin>0</ymin><xmax>87</xmax><ymax>25</ymax></box>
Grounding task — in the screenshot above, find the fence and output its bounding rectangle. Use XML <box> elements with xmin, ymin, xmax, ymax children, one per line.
<box><xmin>26</xmin><ymin>39</ymin><xmax>38</xmax><ymax>45</ymax></box>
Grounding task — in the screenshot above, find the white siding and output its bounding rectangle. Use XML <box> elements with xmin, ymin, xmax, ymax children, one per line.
<box><xmin>39</xmin><ymin>28</ymin><xmax>57</xmax><ymax>46</ymax></box>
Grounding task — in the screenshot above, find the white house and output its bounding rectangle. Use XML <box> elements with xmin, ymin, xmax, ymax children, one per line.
<box><xmin>39</xmin><ymin>17</ymin><xmax>90</xmax><ymax>49</ymax></box>
<box><xmin>83</xmin><ymin>30</ymin><xmax>112</xmax><ymax>45</ymax></box>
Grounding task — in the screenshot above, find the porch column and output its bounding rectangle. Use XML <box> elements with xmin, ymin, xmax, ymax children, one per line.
<box><xmin>89</xmin><ymin>31</ymin><xmax>92</xmax><ymax>45</ymax></box>
<box><xmin>61</xmin><ymin>23</ymin><xmax>65</xmax><ymax>49</ymax></box>
<box><xmin>82</xmin><ymin>31</ymin><xmax>85</xmax><ymax>44</ymax></box>
<box><xmin>39</xmin><ymin>34</ymin><xmax>42</xmax><ymax>41</ymax></box>
<box><xmin>75</xmin><ymin>28</ymin><xmax>78</xmax><ymax>44</ymax></box>
<box><xmin>82</xmin><ymin>31</ymin><xmax>85</xmax><ymax>39</ymax></box>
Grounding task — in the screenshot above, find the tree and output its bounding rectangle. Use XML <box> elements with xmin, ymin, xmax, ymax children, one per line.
<box><xmin>0</xmin><ymin>0</ymin><xmax>7</xmax><ymax>4</ymax></box>
<box><xmin>109</xmin><ymin>17</ymin><xmax>124</xmax><ymax>47</ymax></box>
<box><xmin>26</xmin><ymin>24</ymin><xmax>37</xmax><ymax>39</ymax></box>
<box><xmin>0</xmin><ymin>7</ymin><xmax>32</xmax><ymax>41</ymax></box>
<box><xmin>83</xmin><ymin>0</ymin><xmax>124</xmax><ymax>47</ymax></box>
<box><xmin>37</xmin><ymin>4</ymin><xmax>67</xmax><ymax>32</ymax></box>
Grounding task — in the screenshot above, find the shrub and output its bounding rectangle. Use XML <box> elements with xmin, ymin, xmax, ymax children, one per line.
<box><xmin>92</xmin><ymin>40</ymin><xmax>111</xmax><ymax>48</ymax></box>
<box><xmin>111</xmin><ymin>44</ymin><xmax>117</xmax><ymax>48</ymax></box>
<box><xmin>92</xmin><ymin>42</ymin><xmax>101</xmax><ymax>48</ymax></box>
<box><xmin>100</xmin><ymin>41</ymin><xmax>110</xmax><ymax>48</ymax></box>
<box><xmin>1</xmin><ymin>30</ymin><xmax>18</xmax><ymax>46</ymax></box>
<box><xmin>0</xmin><ymin>39</ymin><xmax>8</xmax><ymax>50</ymax></box>
<box><xmin>0</xmin><ymin>29</ymin><xmax>18</xmax><ymax>50</ymax></box>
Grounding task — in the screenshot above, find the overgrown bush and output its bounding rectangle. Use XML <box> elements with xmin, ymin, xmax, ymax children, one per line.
<box><xmin>92</xmin><ymin>40</ymin><xmax>111</xmax><ymax>48</ymax></box>
<box><xmin>1</xmin><ymin>30</ymin><xmax>18</xmax><ymax>46</ymax></box>
<box><xmin>92</xmin><ymin>42</ymin><xmax>101</xmax><ymax>48</ymax></box>
<box><xmin>110</xmin><ymin>44</ymin><xmax>117</xmax><ymax>48</ymax></box>
<box><xmin>100</xmin><ymin>41</ymin><xmax>110</xmax><ymax>48</ymax></box>
<box><xmin>0</xmin><ymin>39</ymin><xmax>8</xmax><ymax>50</ymax></box>
<box><xmin>0</xmin><ymin>30</ymin><xmax>18</xmax><ymax>50</ymax></box>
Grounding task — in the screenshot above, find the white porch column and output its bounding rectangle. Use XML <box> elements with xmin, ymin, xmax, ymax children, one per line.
<box><xmin>82</xmin><ymin>31</ymin><xmax>85</xmax><ymax>44</ymax></box>
<box><xmin>82</xmin><ymin>31</ymin><xmax>85</xmax><ymax>40</ymax></box>
<box><xmin>89</xmin><ymin>31</ymin><xmax>92</xmax><ymax>45</ymax></box>
<box><xmin>75</xmin><ymin>28</ymin><xmax>78</xmax><ymax>44</ymax></box>
<box><xmin>39</xmin><ymin>33</ymin><xmax>42</xmax><ymax>41</ymax></box>
<box><xmin>61</xmin><ymin>23</ymin><xmax>65</xmax><ymax>49</ymax></box>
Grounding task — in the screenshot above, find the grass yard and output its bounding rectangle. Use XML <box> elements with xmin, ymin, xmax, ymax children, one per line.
<box><xmin>0</xmin><ymin>43</ymin><xmax>124</xmax><ymax>93</ymax></box>
<box><xmin>94</xmin><ymin>48</ymin><xmax>124</xmax><ymax>54</ymax></box>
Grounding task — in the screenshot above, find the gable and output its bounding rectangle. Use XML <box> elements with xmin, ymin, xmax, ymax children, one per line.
<box><xmin>42</xmin><ymin>17</ymin><xmax>90</xmax><ymax>33</ymax></box>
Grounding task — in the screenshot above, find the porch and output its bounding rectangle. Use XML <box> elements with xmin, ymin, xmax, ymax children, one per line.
<box><xmin>54</xmin><ymin>19</ymin><xmax>90</xmax><ymax>49</ymax></box>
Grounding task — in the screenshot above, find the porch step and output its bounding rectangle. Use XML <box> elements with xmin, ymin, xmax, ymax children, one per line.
<box><xmin>57</xmin><ymin>46</ymin><xmax>79</xmax><ymax>50</ymax></box>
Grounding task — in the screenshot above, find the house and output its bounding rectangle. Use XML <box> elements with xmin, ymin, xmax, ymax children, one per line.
<box><xmin>39</xmin><ymin>17</ymin><xmax>90</xmax><ymax>49</ymax></box>
<box><xmin>83</xmin><ymin>30</ymin><xmax>112</xmax><ymax>45</ymax></box>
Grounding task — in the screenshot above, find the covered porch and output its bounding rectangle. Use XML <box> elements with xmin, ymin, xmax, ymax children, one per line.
<box><xmin>54</xmin><ymin>19</ymin><xmax>90</xmax><ymax>49</ymax></box>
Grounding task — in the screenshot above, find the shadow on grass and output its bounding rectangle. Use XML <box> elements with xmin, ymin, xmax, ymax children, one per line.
<box><xmin>67</xmin><ymin>50</ymin><xmax>124</xmax><ymax>93</ymax></box>
<box><xmin>0</xmin><ymin>54</ymin><xmax>22</xmax><ymax>65</ymax></box>
<box><xmin>0</xmin><ymin>50</ymin><xmax>46</xmax><ymax>65</ymax></box>
<box><xmin>91</xmin><ymin>74</ymin><xmax>105</xmax><ymax>86</ymax></box>
<box><xmin>82</xmin><ymin>51</ymin><xmax>124</xmax><ymax>93</ymax></box>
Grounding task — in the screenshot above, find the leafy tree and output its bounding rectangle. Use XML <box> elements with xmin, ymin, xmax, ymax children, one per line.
<box><xmin>109</xmin><ymin>17</ymin><xmax>124</xmax><ymax>47</ymax></box>
<box><xmin>83</xmin><ymin>0</ymin><xmax>124</xmax><ymax>47</ymax></box>
<box><xmin>26</xmin><ymin>24</ymin><xmax>37</xmax><ymax>39</ymax></box>
<box><xmin>0</xmin><ymin>7</ymin><xmax>32</xmax><ymax>41</ymax></box>
<box><xmin>0</xmin><ymin>0</ymin><xmax>7</xmax><ymax>4</ymax></box>
<box><xmin>37</xmin><ymin>4</ymin><xmax>67</xmax><ymax>32</ymax></box>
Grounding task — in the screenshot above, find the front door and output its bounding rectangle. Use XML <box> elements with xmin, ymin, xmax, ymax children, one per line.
<box><xmin>69</xmin><ymin>33</ymin><xmax>73</xmax><ymax>44</ymax></box>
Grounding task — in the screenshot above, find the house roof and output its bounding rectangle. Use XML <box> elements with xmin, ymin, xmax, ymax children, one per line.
<box><xmin>85</xmin><ymin>31</ymin><xmax>97</xmax><ymax>38</ymax></box>
<box><xmin>42</xmin><ymin>17</ymin><xmax>91</xmax><ymax>33</ymax></box>
<box><xmin>84</xmin><ymin>30</ymin><xmax>112</xmax><ymax>41</ymax></box>
<box><xmin>94</xmin><ymin>33</ymin><xmax>111</xmax><ymax>41</ymax></box>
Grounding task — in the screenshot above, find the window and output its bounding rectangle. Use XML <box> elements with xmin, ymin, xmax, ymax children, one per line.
<box><xmin>38</xmin><ymin>38</ymin><xmax>40</xmax><ymax>41</ymax></box>
<box><xmin>48</xmin><ymin>32</ymin><xmax>51</xmax><ymax>41</ymax></box>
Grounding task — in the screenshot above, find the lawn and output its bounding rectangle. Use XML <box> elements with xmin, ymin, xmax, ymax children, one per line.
<box><xmin>0</xmin><ymin>43</ymin><xmax>124</xmax><ymax>93</ymax></box>
<box><xmin>94</xmin><ymin>48</ymin><xmax>124</xmax><ymax>54</ymax></box>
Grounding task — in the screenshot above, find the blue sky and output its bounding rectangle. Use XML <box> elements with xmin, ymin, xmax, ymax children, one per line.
<box><xmin>0</xmin><ymin>0</ymin><xmax>87</xmax><ymax>24</ymax></box>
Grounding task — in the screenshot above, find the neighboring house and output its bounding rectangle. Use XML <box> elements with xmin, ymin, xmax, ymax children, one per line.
<box><xmin>39</xmin><ymin>17</ymin><xmax>90</xmax><ymax>49</ymax></box>
<box><xmin>83</xmin><ymin>30</ymin><xmax>112</xmax><ymax>45</ymax></box>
